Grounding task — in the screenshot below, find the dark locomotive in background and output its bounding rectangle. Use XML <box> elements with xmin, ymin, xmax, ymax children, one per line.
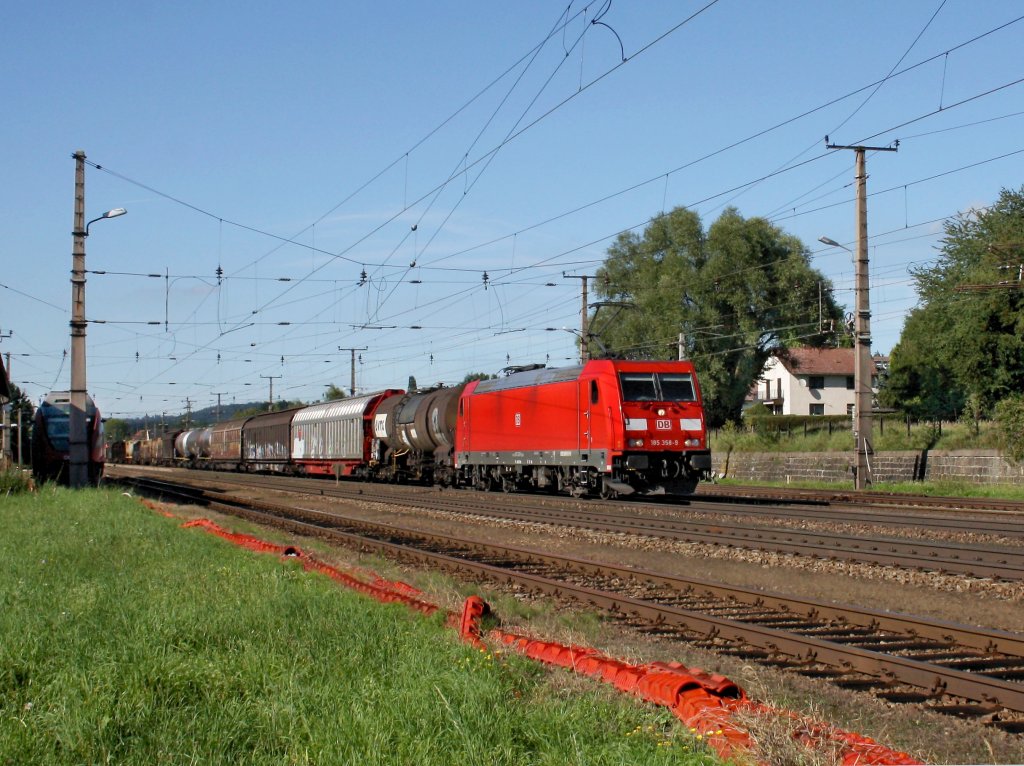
<box><xmin>31</xmin><ymin>391</ymin><xmax>105</xmax><ymax>485</ymax></box>
<box><xmin>96</xmin><ymin>359</ymin><xmax>712</xmax><ymax>497</ymax></box>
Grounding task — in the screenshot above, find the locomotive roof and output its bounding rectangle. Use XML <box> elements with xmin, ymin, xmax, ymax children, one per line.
<box><xmin>471</xmin><ymin>360</ymin><xmax>697</xmax><ymax>395</ymax></box>
<box><xmin>473</xmin><ymin>365</ymin><xmax>585</xmax><ymax>393</ymax></box>
<box><xmin>39</xmin><ymin>390</ymin><xmax>97</xmax><ymax>414</ymax></box>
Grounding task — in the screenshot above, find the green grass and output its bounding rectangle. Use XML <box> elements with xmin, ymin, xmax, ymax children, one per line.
<box><xmin>711</xmin><ymin>418</ymin><xmax>1002</xmax><ymax>454</ymax></box>
<box><xmin>0</xmin><ymin>488</ymin><xmax>719</xmax><ymax>766</ymax></box>
<box><xmin>0</xmin><ymin>467</ymin><xmax>32</xmax><ymax>496</ymax></box>
<box><xmin>712</xmin><ymin>476</ymin><xmax>1024</xmax><ymax>500</ymax></box>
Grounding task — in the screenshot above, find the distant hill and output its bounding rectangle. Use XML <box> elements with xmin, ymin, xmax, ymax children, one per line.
<box><xmin>109</xmin><ymin>401</ymin><xmax>268</xmax><ymax>437</ymax></box>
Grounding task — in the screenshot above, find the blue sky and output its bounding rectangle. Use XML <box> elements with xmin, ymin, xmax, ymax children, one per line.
<box><xmin>2</xmin><ymin>1</ymin><xmax>1022</xmax><ymax>418</ymax></box>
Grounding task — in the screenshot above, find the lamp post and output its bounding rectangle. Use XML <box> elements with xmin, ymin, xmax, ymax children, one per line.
<box><xmin>69</xmin><ymin>149</ymin><xmax>127</xmax><ymax>488</ymax></box>
<box><xmin>819</xmin><ymin>234</ymin><xmax>872</xmax><ymax>490</ymax></box>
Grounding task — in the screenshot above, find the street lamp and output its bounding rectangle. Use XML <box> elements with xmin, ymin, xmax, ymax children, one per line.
<box><xmin>818</xmin><ymin>236</ymin><xmax>849</xmax><ymax>252</ymax></box>
<box><xmin>87</xmin><ymin>207</ymin><xmax>127</xmax><ymax>234</ymax></box>
<box><xmin>69</xmin><ymin>150</ymin><xmax>127</xmax><ymax>489</ymax></box>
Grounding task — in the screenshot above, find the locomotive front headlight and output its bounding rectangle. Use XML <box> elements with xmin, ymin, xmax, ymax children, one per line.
<box><xmin>657</xmin><ymin>408</ymin><xmax>666</xmax><ymax>416</ymax></box>
<box><xmin>684</xmin><ymin>438</ymin><xmax>702</xmax><ymax>447</ymax></box>
<box><xmin>627</xmin><ymin>438</ymin><xmax>644</xmax><ymax>448</ymax></box>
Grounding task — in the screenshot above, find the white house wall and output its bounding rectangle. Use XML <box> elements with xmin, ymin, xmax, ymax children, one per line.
<box><xmin>760</xmin><ymin>357</ymin><xmax>855</xmax><ymax>416</ymax></box>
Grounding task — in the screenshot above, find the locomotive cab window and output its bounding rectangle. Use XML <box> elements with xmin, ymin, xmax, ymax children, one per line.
<box><xmin>619</xmin><ymin>373</ymin><xmax>658</xmax><ymax>401</ymax></box>
<box><xmin>659</xmin><ymin>373</ymin><xmax>695</xmax><ymax>402</ymax></box>
<box><xmin>619</xmin><ymin>372</ymin><xmax>696</xmax><ymax>402</ymax></box>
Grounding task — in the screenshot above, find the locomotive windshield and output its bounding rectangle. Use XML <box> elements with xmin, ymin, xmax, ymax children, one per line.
<box><xmin>619</xmin><ymin>372</ymin><xmax>696</xmax><ymax>402</ymax></box>
<box><xmin>44</xmin><ymin>411</ymin><xmax>70</xmax><ymax>451</ymax></box>
<box><xmin>659</xmin><ymin>373</ymin><xmax>696</xmax><ymax>401</ymax></box>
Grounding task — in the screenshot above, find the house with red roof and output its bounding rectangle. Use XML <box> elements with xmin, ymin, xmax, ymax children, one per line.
<box><xmin>751</xmin><ymin>348</ymin><xmax>887</xmax><ymax>416</ymax></box>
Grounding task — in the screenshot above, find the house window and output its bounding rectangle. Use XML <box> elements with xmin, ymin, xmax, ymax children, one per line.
<box><xmin>808</xmin><ymin>376</ymin><xmax>825</xmax><ymax>389</ymax></box>
<box><xmin>809</xmin><ymin>404</ymin><xmax>825</xmax><ymax>416</ymax></box>
<box><xmin>846</xmin><ymin>376</ymin><xmax>854</xmax><ymax>389</ymax></box>
<box><xmin>847</xmin><ymin>403</ymin><xmax>855</xmax><ymax>416</ymax></box>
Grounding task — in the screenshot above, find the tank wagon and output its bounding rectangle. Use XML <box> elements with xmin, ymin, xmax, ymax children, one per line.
<box><xmin>174</xmin><ymin>427</ymin><xmax>211</xmax><ymax>463</ymax></box>
<box><xmin>117</xmin><ymin>360</ymin><xmax>711</xmax><ymax>497</ymax></box>
<box><xmin>31</xmin><ymin>391</ymin><xmax>105</xmax><ymax>485</ymax></box>
<box><xmin>372</xmin><ymin>384</ymin><xmax>465</xmax><ymax>484</ymax></box>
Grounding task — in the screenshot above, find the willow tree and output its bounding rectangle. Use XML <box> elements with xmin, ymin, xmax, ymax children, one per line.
<box><xmin>592</xmin><ymin>206</ymin><xmax>843</xmax><ymax>425</ymax></box>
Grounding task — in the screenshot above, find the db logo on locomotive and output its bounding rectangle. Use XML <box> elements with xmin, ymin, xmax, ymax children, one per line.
<box><xmin>656</xmin><ymin>419</ymin><xmax>671</xmax><ymax>430</ymax></box>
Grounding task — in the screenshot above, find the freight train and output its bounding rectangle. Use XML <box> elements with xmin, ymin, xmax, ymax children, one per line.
<box><xmin>114</xmin><ymin>360</ymin><xmax>712</xmax><ymax>497</ymax></box>
<box><xmin>32</xmin><ymin>391</ymin><xmax>105</xmax><ymax>485</ymax></box>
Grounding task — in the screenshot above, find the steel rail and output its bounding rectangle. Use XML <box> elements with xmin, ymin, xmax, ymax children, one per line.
<box><xmin>696</xmin><ymin>483</ymin><xmax>1024</xmax><ymax>515</ymax></box>
<box><xmin>111</xmin><ymin>466</ymin><xmax>1024</xmax><ymax>579</ymax></box>
<box><xmin>120</xmin><ymin>474</ymin><xmax>1024</xmax><ymax>718</ymax></box>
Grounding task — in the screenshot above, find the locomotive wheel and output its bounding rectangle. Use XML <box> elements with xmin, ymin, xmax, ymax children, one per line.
<box><xmin>598</xmin><ymin>479</ymin><xmax>617</xmax><ymax>500</ymax></box>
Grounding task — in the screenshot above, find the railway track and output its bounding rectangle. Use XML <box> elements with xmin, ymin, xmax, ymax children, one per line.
<box><xmin>112</xmin><ymin>466</ymin><xmax>1024</xmax><ymax>581</ymax></box>
<box><xmin>697</xmin><ymin>482</ymin><xmax>1024</xmax><ymax>515</ymax></box>
<box><xmin>117</xmin><ymin>472</ymin><xmax>1024</xmax><ymax>730</ymax></box>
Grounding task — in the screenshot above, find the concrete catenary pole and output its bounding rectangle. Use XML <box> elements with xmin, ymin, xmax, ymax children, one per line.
<box><xmin>337</xmin><ymin>347</ymin><xmax>367</xmax><ymax>395</ymax></box>
<box><xmin>827</xmin><ymin>140</ymin><xmax>897</xmax><ymax>489</ymax></box>
<box><xmin>261</xmin><ymin>375</ymin><xmax>281</xmax><ymax>411</ymax></box>
<box><xmin>69</xmin><ymin>150</ymin><xmax>90</xmax><ymax>488</ymax></box>
<box><xmin>563</xmin><ymin>274</ymin><xmax>595</xmax><ymax>363</ymax></box>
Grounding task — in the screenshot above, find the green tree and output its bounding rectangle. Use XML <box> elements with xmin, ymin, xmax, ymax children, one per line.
<box><xmin>594</xmin><ymin>206</ymin><xmax>844</xmax><ymax>425</ymax></box>
<box><xmin>995</xmin><ymin>394</ymin><xmax>1024</xmax><ymax>464</ymax></box>
<box><xmin>877</xmin><ymin>308</ymin><xmax>966</xmax><ymax>419</ymax></box>
<box><xmin>323</xmin><ymin>384</ymin><xmax>347</xmax><ymax>401</ymax></box>
<box><xmin>104</xmin><ymin>417</ymin><xmax>132</xmax><ymax>444</ymax></box>
<box><xmin>887</xmin><ymin>186</ymin><xmax>1024</xmax><ymax>414</ymax></box>
<box><xmin>407</xmin><ymin>376</ymin><xmax>417</xmax><ymax>392</ymax></box>
<box><xmin>462</xmin><ymin>372</ymin><xmax>496</xmax><ymax>383</ymax></box>
<box><xmin>5</xmin><ymin>383</ymin><xmax>34</xmax><ymax>464</ymax></box>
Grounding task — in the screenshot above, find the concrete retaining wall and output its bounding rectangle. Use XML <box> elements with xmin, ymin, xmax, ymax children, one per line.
<box><xmin>712</xmin><ymin>449</ymin><xmax>1024</xmax><ymax>486</ymax></box>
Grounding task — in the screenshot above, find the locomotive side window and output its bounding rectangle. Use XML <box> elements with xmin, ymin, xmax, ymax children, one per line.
<box><xmin>659</xmin><ymin>373</ymin><xmax>696</xmax><ymax>402</ymax></box>
<box><xmin>590</xmin><ymin>380</ymin><xmax>599</xmax><ymax>404</ymax></box>
<box><xmin>619</xmin><ymin>373</ymin><xmax>657</xmax><ymax>401</ymax></box>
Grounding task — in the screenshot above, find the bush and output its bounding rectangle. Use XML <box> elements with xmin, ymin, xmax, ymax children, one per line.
<box><xmin>0</xmin><ymin>467</ymin><xmax>32</xmax><ymax>495</ymax></box>
<box><xmin>994</xmin><ymin>395</ymin><xmax>1024</xmax><ymax>464</ymax></box>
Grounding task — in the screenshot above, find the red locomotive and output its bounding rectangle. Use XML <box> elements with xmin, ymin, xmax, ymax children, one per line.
<box><xmin>455</xmin><ymin>360</ymin><xmax>709</xmax><ymax>497</ymax></box>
